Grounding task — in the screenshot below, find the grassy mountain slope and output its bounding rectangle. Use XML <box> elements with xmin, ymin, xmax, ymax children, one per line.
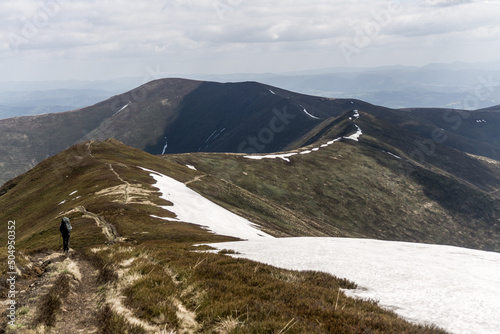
<box><xmin>165</xmin><ymin>110</ymin><xmax>500</xmax><ymax>252</ymax></box>
<box><xmin>0</xmin><ymin>139</ymin><xmax>448</xmax><ymax>333</ymax></box>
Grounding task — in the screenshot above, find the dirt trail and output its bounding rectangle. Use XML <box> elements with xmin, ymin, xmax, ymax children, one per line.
<box><xmin>184</xmin><ymin>174</ymin><xmax>207</xmax><ymax>185</ymax></box>
<box><xmin>86</xmin><ymin>141</ymin><xmax>95</xmax><ymax>159</ymax></box>
<box><xmin>5</xmin><ymin>251</ymin><xmax>100</xmax><ymax>334</ymax></box>
<box><xmin>52</xmin><ymin>253</ymin><xmax>100</xmax><ymax>334</ymax></box>
<box><xmin>173</xmin><ymin>299</ymin><xmax>199</xmax><ymax>334</ymax></box>
<box><xmin>108</xmin><ymin>163</ymin><xmax>131</xmax><ymax>203</ymax></box>
<box><xmin>76</xmin><ymin>206</ymin><xmax>122</xmax><ymax>243</ymax></box>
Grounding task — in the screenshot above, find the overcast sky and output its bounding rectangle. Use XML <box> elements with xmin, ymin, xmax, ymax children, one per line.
<box><xmin>1</xmin><ymin>0</ymin><xmax>500</xmax><ymax>82</ymax></box>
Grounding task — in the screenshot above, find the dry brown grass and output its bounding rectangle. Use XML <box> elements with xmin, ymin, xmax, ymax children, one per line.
<box><xmin>33</xmin><ymin>273</ymin><xmax>71</xmax><ymax>328</ymax></box>
<box><xmin>89</xmin><ymin>241</ymin><xmax>449</xmax><ymax>334</ymax></box>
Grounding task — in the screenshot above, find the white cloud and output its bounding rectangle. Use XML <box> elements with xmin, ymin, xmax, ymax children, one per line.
<box><xmin>422</xmin><ymin>0</ymin><xmax>475</xmax><ymax>8</ymax></box>
<box><xmin>0</xmin><ymin>0</ymin><xmax>499</xmax><ymax>81</ymax></box>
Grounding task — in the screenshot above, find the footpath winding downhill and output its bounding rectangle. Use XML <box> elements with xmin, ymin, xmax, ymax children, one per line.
<box><xmin>3</xmin><ymin>249</ymin><xmax>100</xmax><ymax>334</ymax></box>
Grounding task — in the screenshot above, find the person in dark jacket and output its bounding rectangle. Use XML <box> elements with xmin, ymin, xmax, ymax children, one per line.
<box><xmin>60</xmin><ymin>217</ymin><xmax>72</xmax><ymax>254</ymax></box>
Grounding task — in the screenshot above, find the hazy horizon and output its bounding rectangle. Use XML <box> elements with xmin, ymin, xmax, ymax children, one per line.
<box><xmin>2</xmin><ymin>0</ymin><xmax>500</xmax><ymax>83</ymax></box>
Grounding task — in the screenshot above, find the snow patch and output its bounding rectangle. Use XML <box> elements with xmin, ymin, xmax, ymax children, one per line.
<box><xmin>69</xmin><ymin>191</ymin><xmax>78</xmax><ymax>196</ymax></box>
<box><xmin>210</xmin><ymin>237</ymin><xmax>500</xmax><ymax>334</ymax></box>
<box><xmin>212</xmin><ymin>128</ymin><xmax>226</xmax><ymax>141</ymax></box>
<box><xmin>343</xmin><ymin>125</ymin><xmax>362</xmax><ymax>141</ymax></box>
<box><xmin>383</xmin><ymin>151</ymin><xmax>402</xmax><ymax>159</ymax></box>
<box><xmin>244</xmin><ymin>152</ymin><xmax>298</xmax><ymax>163</ymax></box>
<box><xmin>299</xmin><ymin>105</ymin><xmax>321</xmax><ymax>120</ymax></box>
<box><xmin>205</xmin><ymin>130</ymin><xmax>218</xmax><ymax>143</ymax></box>
<box><xmin>476</xmin><ymin>119</ymin><xmax>486</xmax><ymax>123</ymax></box>
<box><xmin>243</xmin><ymin>109</ymin><xmax>361</xmax><ymax>162</ymax></box>
<box><xmin>161</xmin><ymin>137</ymin><xmax>168</xmax><ymax>155</ymax></box>
<box><xmin>269</xmin><ymin>89</ymin><xmax>276</xmax><ymax>95</ymax></box>
<box><xmin>115</xmin><ymin>102</ymin><xmax>131</xmax><ymax>115</ymax></box>
<box><xmin>186</xmin><ymin>165</ymin><xmax>197</xmax><ymax>170</ymax></box>
<box><xmin>140</xmin><ymin>167</ymin><xmax>273</xmax><ymax>240</ymax></box>
<box><xmin>58</xmin><ymin>200</ymin><xmax>66</xmax><ymax>205</ymax></box>
<box><xmin>327</xmin><ymin>138</ymin><xmax>341</xmax><ymax>145</ymax></box>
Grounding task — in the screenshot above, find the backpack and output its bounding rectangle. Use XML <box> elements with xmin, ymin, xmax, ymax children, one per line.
<box><xmin>60</xmin><ymin>217</ymin><xmax>72</xmax><ymax>234</ymax></box>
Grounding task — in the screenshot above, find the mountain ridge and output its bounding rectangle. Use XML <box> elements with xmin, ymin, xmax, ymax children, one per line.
<box><xmin>2</xmin><ymin>77</ymin><xmax>500</xmax><ymax>189</ymax></box>
<box><xmin>1</xmin><ymin>129</ymin><xmax>497</xmax><ymax>332</ymax></box>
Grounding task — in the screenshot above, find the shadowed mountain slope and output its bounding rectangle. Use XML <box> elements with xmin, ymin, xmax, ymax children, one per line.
<box><xmin>0</xmin><ymin>78</ymin><xmax>357</xmax><ymax>185</ymax></box>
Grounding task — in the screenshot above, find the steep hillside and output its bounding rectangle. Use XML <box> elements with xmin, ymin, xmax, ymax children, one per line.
<box><xmin>164</xmin><ymin>110</ymin><xmax>500</xmax><ymax>252</ymax></box>
<box><xmin>389</xmin><ymin>106</ymin><xmax>500</xmax><ymax>160</ymax></box>
<box><xmin>0</xmin><ymin>78</ymin><xmax>351</xmax><ymax>185</ymax></box>
<box><xmin>0</xmin><ymin>79</ymin><xmax>201</xmax><ymax>185</ymax></box>
<box><xmin>0</xmin><ymin>139</ymin><xmax>449</xmax><ymax>333</ymax></box>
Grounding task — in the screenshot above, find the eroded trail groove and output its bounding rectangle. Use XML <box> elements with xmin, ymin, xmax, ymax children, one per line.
<box><xmin>52</xmin><ymin>254</ymin><xmax>100</xmax><ymax>334</ymax></box>
<box><xmin>184</xmin><ymin>174</ymin><xmax>207</xmax><ymax>185</ymax></box>
<box><xmin>108</xmin><ymin>163</ymin><xmax>131</xmax><ymax>203</ymax></box>
<box><xmin>6</xmin><ymin>251</ymin><xmax>100</xmax><ymax>334</ymax></box>
<box><xmin>76</xmin><ymin>206</ymin><xmax>121</xmax><ymax>243</ymax></box>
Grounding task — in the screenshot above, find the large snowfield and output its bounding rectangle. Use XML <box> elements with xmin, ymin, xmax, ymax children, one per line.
<box><xmin>142</xmin><ymin>166</ymin><xmax>500</xmax><ymax>334</ymax></box>
<box><xmin>210</xmin><ymin>238</ymin><xmax>500</xmax><ymax>334</ymax></box>
<box><xmin>141</xmin><ymin>167</ymin><xmax>273</xmax><ymax>240</ymax></box>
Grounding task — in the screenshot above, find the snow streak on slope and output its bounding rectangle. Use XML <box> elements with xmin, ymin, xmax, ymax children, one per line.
<box><xmin>300</xmin><ymin>105</ymin><xmax>321</xmax><ymax>119</ymax></box>
<box><xmin>244</xmin><ymin>152</ymin><xmax>299</xmax><ymax>162</ymax></box>
<box><xmin>344</xmin><ymin>124</ymin><xmax>362</xmax><ymax>141</ymax></box>
<box><xmin>140</xmin><ymin>167</ymin><xmax>273</xmax><ymax>240</ymax></box>
<box><xmin>210</xmin><ymin>237</ymin><xmax>500</xmax><ymax>334</ymax></box>
<box><xmin>161</xmin><ymin>137</ymin><xmax>168</xmax><ymax>155</ymax></box>
<box><xmin>114</xmin><ymin>101</ymin><xmax>130</xmax><ymax>115</ymax></box>
<box><xmin>244</xmin><ymin>110</ymin><xmax>362</xmax><ymax>162</ymax></box>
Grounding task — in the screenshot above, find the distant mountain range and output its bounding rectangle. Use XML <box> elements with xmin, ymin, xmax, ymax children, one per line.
<box><xmin>257</xmin><ymin>62</ymin><xmax>500</xmax><ymax>109</ymax></box>
<box><xmin>2</xmin><ymin>61</ymin><xmax>500</xmax><ymax>120</ymax></box>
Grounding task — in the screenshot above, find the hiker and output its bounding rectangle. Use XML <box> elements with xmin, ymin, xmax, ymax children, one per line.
<box><xmin>60</xmin><ymin>217</ymin><xmax>72</xmax><ymax>254</ymax></box>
